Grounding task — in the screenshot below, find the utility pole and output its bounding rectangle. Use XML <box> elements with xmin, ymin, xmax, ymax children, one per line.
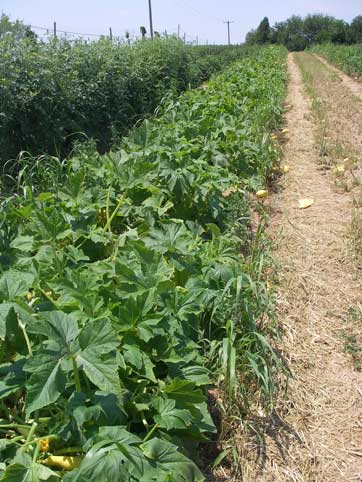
<box><xmin>148</xmin><ymin>0</ymin><xmax>154</xmax><ymax>39</ymax></box>
<box><xmin>177</xmin><ymin>24</ymin><xmax>180</xmax><ymax>39</ymax></box>
<box><xmin>109</xmin><ymin>27</ymin><xmax>113</xmax><ymax>41</ymax></box>
<box><xmin>223</xmin><ymin>20</ymin><xmax>234</xmax><ymax>45</ymax></box>
<box><xmin>53</xmin><ymin>21</ymin><xmax>57</xmax><ymax>38</ymax></box>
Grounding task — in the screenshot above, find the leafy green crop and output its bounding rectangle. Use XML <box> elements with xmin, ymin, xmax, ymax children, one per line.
<box><xmin>0</xmin><ymin>46</ymin><xmax>287</xmax><ymax>481</ymax></box>
<box><xmin>310</xmin><ymin>43</ymin><xmax>362</xmax><ymax>77</ymax></box>
<box><xmin>0</xmin><ymin>36</ymin><xmax>251</xmax><ymax>172</ymax></box>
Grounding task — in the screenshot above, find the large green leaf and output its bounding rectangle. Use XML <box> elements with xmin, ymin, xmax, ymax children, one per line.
<box><xmin>78</xmin><ymin>319</ymin><xmax>118</xmax><ymax>354</ymax></box>
<box><xmin>0</xmin><ymin>359</ymin><xmax>26</xmax><ymax>400</ymax></box>
<box><xmin>0</xmin><ymin>271</ymin><xmax>33</xmax><ymax>302</ymax></box>
<box><xmin>0</xmin><ymin>462</ymin><xmax>60</xmax><ymax>482</ymax></box>
<box><xmin>75</xmin><ymin>319</ymin><xmax>121</xmax><ymax>394</ymax></box>
<box><xmin>164</xmin><ymin>379</ymin><xmax>205</xmax><ymax>405</ymax></box>
<box><xmin>63</xmin><ymin>441</ymin><xmax>149</xmax><ymax>482</ymax></box>
<box><xmin>0</xmin><ymin>303</ymin><xmax>12</xmax><ymax>340</ymax></box>
<box><xmin>152</xmin><ymin>398</ymin><xmax>192</xmax><ymax>431</ymax></box>
<box><xmin>76</xmin><ymin>351</ymin><xmax>121</xmax><ymax>395</ymax></box>
<box><xmin>24</xmin><ymin>352</ymin><xmax>67</xmax><ymax>417</ymax></box>
<box><xmin>141</xmin><ymin>438</ymin><xmax>204</xmax><ymax>482</ymax></box>
<box><xmin>38</xmin><ymin>311</ymin><xmax>79</xmax><ymax>348</ymax></box>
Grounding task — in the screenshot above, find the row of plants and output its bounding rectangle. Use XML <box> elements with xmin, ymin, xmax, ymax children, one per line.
<box><xmin>0</xmin><ymin>36</ymin><xmax>251</xmax><ymax>170</ymax></box>
<box><xmin>310</xmin><ymin>43</ymin><xmax>362</xmax><ymax>77</ymax></box>
<box><xmin>0</xmin><ymin>45</ymin><xmax>287</xmax><ymax>481</ymax></box>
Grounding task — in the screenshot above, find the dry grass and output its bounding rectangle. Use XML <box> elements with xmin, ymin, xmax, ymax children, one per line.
<box><xmin>205</xmin><ymin>52</ymin><xmax>362</xmax><ymax>482</ymax></box>
<box><xmin>221</xmin><ymin>53</ymin><xmax>362</xmax><ymax>482</ymax></box>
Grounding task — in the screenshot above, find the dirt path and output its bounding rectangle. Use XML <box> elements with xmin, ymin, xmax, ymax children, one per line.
<box><xmin>251</xmin><ymin>53</ymin><xmax>362</xmax><ymax>482</ymax></box>
<box><xmin>293</xmin><ymin>52</ymin><xmax>362</xmax><ymax>175</ymax></box>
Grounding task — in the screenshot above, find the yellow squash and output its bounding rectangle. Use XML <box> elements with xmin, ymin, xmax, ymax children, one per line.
<box><xmin>298</xmin><ymin>199</ymin><xmax>314</xmax><ymax>209</ymax></box>
<box><xmin>256</xmin><ymin>189</ymin><xmax>268</xmax><ymax>199</ymax></box>
<box><xmin>42</xmin><ymin>456</ymin><xmax>83</xmax><ymax>471</ymax></box>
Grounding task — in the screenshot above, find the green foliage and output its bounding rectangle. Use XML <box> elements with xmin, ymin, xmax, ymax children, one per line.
<box><xmin>0</xmin><ymin>36</ymin><xmax>249</xmax><ymax>171</ymax></box>
<box><xmin>310</xmin><ymin>43</ymin><xmax>362</xmax><ymax>78</ymax></box>
<box><xmin>246</xmin><ymin>13</ymin><xmax>354</xmax><ymax>51</ymax></box>
<box><xmin>256</xmin><ymin>17</ymin><xmax>271</xmax><ymax>44</ymax></box>
<box><xmin>0</xmin><ymin>13</ymin><xmax>36</xmax><ymax>41</ymax></box>
<box><xmin>349</xmin><ymin>16</ymin><xmax>362</xmax><ymax>43</ymax></box>
<box><xmin>0</xmin><ymin>46</ymin><xmax>288</xmax><ymax>481</ymax></box>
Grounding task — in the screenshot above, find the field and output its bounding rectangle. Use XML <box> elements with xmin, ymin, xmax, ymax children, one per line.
<box><xmin>0</xmin><ymin>45</ymin><xmax>288</xmax><ymax>481</ymax></box>
<box><xmin>311</xmin><ymin>43</ymin><xmax>362</xmax><ymax>77</ymax></box>
<box><xmin>0</xmin><ymin>36</ymin><xmax>251</xmax><ymax>170</ymax></box>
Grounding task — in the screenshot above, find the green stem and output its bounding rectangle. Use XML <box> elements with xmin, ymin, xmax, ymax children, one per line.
<box><xmin>103</xmin><ymin>195</ymin><xmax>124</xmax><ymax>233</ymax></box>
<box><xmin>0</xmin><ymin>424</ymin><xmax>33</xmax><ymax>429</ymax></box>
<box><xmin>72</xmin><ymin>357</ymin><xmax>81</xmax><ymax>392</ymax></box>
<box><xmin>32</xmin><ymin>441</ymin><xmax>41</xmax><ymax>463</ymax></box>
<box><xmin>9</xmin><ymin>435</ymin><xmax>24</xmax><ymax>444</ymax></box>
<box><xmin>106</xmin><ymin>186</ymin><xmax>111</xmax><ymax>227</ymax></box>
<box><xmin>82</xmin><ymin>370</ymin><xmax>91</xmax><ymax>395</ymax></box>
<box><xmin>39</xmin><ymin>288</ymin><xmax>61</xmax><ymax>309</ymax></box>
<box><xmin>24</xmin><ymin>421</ymin><xmax>38</xmax><ymax>447</ymax></box>
<box><xmin>141</xmin><ymin>411</ymin><xmax>149</xmax><ymax>429</ymax></box>
<box><xmin>18</xmin><ymin>316</ymin><xmax>33</xmax><ymax>356</ymax></box>
<box><xmin>143</xmin><ymin>423</ymin><xmax>159</xmax><ymax>443</ymax></box>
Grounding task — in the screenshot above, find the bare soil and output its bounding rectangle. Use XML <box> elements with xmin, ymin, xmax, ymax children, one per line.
<box><xmin>242</xmin><ymin>53</ymin><xmax>362</xmax><ymax>482</ymax></box>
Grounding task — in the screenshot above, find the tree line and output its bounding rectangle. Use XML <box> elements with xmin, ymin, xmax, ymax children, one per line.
<box><xmin>246</xmin><ymin>14</ymin><xmax>362</xmax><ymax>51</ymax></box>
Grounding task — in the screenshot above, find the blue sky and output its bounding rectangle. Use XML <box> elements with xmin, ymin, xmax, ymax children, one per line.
<box><xmin>2</xmin><ymin>0</ymin><xmax>361</xmax><ymax>44</ymax></box>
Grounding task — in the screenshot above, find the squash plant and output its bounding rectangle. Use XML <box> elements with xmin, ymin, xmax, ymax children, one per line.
<box><xmin>0</xmin><ymin>46</ymin><xmax>287</xmax><ymax>481</ymax></box>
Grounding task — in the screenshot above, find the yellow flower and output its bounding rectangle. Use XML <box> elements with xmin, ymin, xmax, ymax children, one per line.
<box><xmin>40</xmin><ymin>438</ymin><xmax>50</xmax><ymax>453</ymax></box>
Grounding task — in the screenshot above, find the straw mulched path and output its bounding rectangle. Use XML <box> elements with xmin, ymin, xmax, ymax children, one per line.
<box><xmin>249</xmin><ymin>53</ymin><xmax>362</xmax><ymax>482</ymax></box>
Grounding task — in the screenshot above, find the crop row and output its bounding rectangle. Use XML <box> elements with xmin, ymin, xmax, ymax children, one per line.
<box><xmin>311</xmin><ymin>43</ymin><xmax>362</xmax><ymax>77</ymax></box>
<box><xmin>0</xmin><ymin>36</ymin><xmax>250</xmax><ymax>169</ymax></box>
<box><xmin>0</xmin><ymin>46</ymin><xmax>287</xmax><ymax>481</ymax></box>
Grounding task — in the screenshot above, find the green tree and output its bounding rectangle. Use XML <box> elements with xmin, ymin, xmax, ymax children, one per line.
<box><xmin>0</xmin><ymin>12</ymin><xmax>36</xmax><ymax>40</ymax></box>
<box><xmin>277</xmin><ymin>16</ymin><xmax>306</xmax><ymax>51</ymax></box>
<box><xmin>255</xmin><ymin>16</ymin><xmax>271</xmax><ymax>44</ymax></box>
<box><xmin>349</xmin><ymin>16</ymin><xmax>362</xmax><ymax>43</ymax></box>
<box><xmin>245</xmin><ymin>29</ymin><xmax>257</xmax><ymax>45</ymax></box>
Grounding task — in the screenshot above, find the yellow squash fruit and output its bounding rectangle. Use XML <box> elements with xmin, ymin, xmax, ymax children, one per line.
<box><xmin>42</xmin><ymin>456</ymin><xmax>83</xmax><ymax>471</ymax></box>
<box><xmin>282</xmin><ymin>128</ymin><xmax>289</xmax><ymax>135</ymax></box>
<box><xmin>256</xmin><ymin>190</ymin><xmax>268</xmax><ymax>199</ymax></box>
<box><xmin>298</xmin><ymin>199</ymin><xmax>314</xmax><ymax>209</ymax></box>
<box><xmin>282</xmin><ymin>165</ymin><xmax>290</xmax><ymax>173</ymax></box>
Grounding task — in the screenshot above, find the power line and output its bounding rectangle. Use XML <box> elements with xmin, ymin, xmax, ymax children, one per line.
<box><xmin>30</xmin><ymin>24</ymin><xmax>109</xmax><ymax>38</ymax></box>
<box><xmin>27</xmin><ymin>18</ymin><xmax>205</xmax><ymax>45</ymax></box>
